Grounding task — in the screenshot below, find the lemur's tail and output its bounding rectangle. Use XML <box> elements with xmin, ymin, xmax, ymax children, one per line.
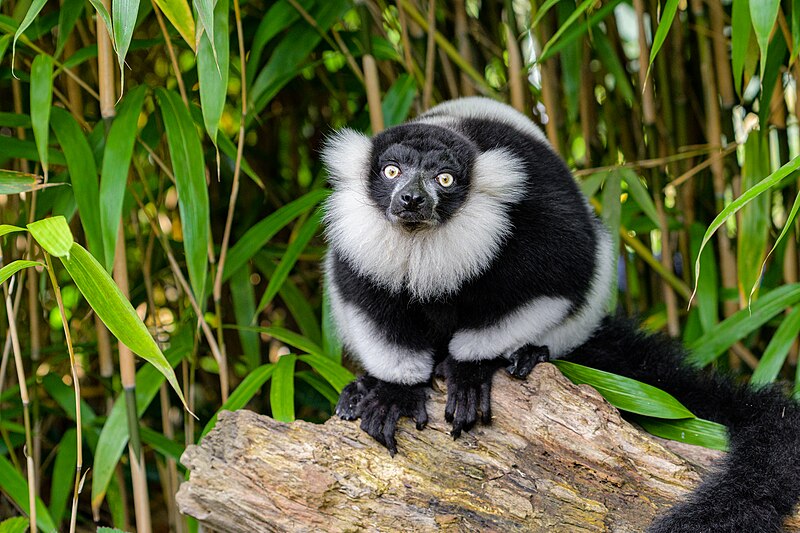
<box><xmin>564</xmin><ymin>314</ymin><xmax>800</xmax><ymax>532</ymax></box>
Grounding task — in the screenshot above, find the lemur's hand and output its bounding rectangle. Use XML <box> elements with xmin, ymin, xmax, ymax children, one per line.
<box><xmin>505</xmin><ymin>344</ymin><xmax>550</xmax><ymax>379</ymax></box>
<box><xmin>438</xmin><ymin>357</ymin><xmax>505</xmax><ymax>438</ymax></box>
<box><xmin>336</xmin><ymin>375</ymin><xmax>428</xmax><ymax>457</ymax></box>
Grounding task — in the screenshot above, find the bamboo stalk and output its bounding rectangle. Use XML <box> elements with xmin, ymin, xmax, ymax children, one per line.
<box><xmin>533</xmin><ymin>10</ymin><xmax>560</xmax><ymax>151</ymax></box>
<box><xmin>3</xmin><ymin>274</ymin><xmax>36</xmax><ymax>532</ymax></box>
<box><xmin>363</xmin><ymin>55</ymin><xmax>384</xmax><ymax>133</ymax></box>
<box><xmin>505</xmin><ymin>15</ymin><xmax>524</xmax><ymax>114</ymax></box>
<box><xmin>454</xmin><ymin>0</ymin><xmax>475</xmax><ymax>96</ymax></box>
<box><xmin>43</xmin><ymin>254</ymin><xmax>83</xmax><ymax>533</ymax></box>
<box><xmin>422</xmin><ymin>0</ymin><xmax>437</xmax><ymax>110</ymax></box>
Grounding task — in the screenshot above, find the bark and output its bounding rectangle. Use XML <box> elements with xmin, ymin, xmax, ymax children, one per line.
<box><xmin>176</xmin><ymin>363</ymin><xmax>800</xmax><ymax>532</ymax></box>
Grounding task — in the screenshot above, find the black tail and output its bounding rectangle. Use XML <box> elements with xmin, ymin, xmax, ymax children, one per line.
<box><xmin>564</xmin><ymin>315</ymin><xmax>800</xmax><ymax>532</ymax></box>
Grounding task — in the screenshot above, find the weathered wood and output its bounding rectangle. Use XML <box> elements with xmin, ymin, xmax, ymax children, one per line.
<box><xmin>176</xmin><ymin>363</ymin><xmax>799</xmax><ymax>532</ymax></box>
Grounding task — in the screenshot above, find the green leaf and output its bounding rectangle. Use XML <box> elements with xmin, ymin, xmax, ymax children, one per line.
<box><xmin>749</xmin><ymin>0</ymin><xmax>779</xmax><ymax>81</ymax></box>
<box><xmin>647</xmin><ymin>0</ymin><xmax>680</xmax><ymax>75</ymax></box>
<box><xmin>298</xmin><ymin>353</ymin><xmax>354</xmax><ymax>392</ymax></box>
<box><xmin>751</xmin><ymin>306</ymin><xmax>800</xmax><ymax>385</ymax></box>
<box><xmin>229</xmin><ymin>325</ymin><xmax>323</xmax><ymax>357</ymax></box>
<box><xmin>91</xmin><ymin>333</ymin><xmax>190</xmax><ymax>511</ymax></box>
<box><xmin>12</xmin><ymin>0</ymin><xmax>47</xmax><ymax>69</ymax></box>
<box><xmin>0</xmin><ymin>260</ymin><xmax>42</xmax><ymax>286</ymax></box>
<box><xmin>50</xmin><ymin>107</ymin><xmax>104</xmax><ymax>263</ymax></box>
<box><xmin>688</xmin><ymin>223</ymin><xmax>718</xmax><ymax>334</ymax></box>
<box><xmin>381</xmin><ymin>74</ymin><xmax>416</xmax><ymax>127</ymax></box>
<box><xmin>321</xmin><ymin>282</ymin><xmax>342</xmax><ymax>362</ymax></box>
<box><xmin>112</xmin><ymin>0</ymin><xmax>140</xmax><ymax>86</ymax></box>
<box><xmin>538</xmin><ymin>0</ymin><xmax>623</xmax><ymax>62</ymax></box>
<box><xmin>155</xmin><ymin>88</ymin><xmax>209</xmax><ymax>305</ymax></box>
<box><xmin>692</xmin><ymin>155</ymin><xmax>800</xmax><ymax>300</ymax></box>
<box><xmin>0</xmin><ymin>224</ymin><xmax>26</xmax><ymax>238</ymax></box>
<box><xmin>688</xmin><ymin>284</ymin><xmax>800</xmax><ymax>367</ymax></box>
<box><xmin>738</xmin><ymin>133</ymin><xmax>771</xmax><ymax>303</ymax></box>
<box><xmin>531</xmin><ymin>0</ymin><xmax>561</xmax><ymax>28</ymax></box>
<box><xmin>229</xmin><ymin>266</ymin><xmax>260</xmax><ymax>371</ymax></box>
<box><xmin>757</xmin><ymin>29</ymin><xmax>788</xmax><ymax>128</ymax></box>
<box><xmin>139</xmin><ymin>426</ymin><xmax>184</xmax><ymax>462</ymax></box>
<box><xmin>552</xmin><ymin>360</ymin><xmax>695</xmax><ymax>419</ymax></box>
<box><xmin>601</xmin><ymin>172</ymin><xmax>621</xmax><ymax>310</ymax></box>
<box><xmin>152</xmin><ymin>0</ymin><xmax>195</xmax><ymax>50</ymax></box>
<box><xmin>0</xmin><ymin>136</ymin><xmax>66</xmax><ymax>167</ymax></box>
<box><xmin>48</xmin><ymin>427</ymin><xmax>77</xmax><ymax>527</ymax></box>
<box><xmin>99</xmin><ymin>84</ymin><xmax>147</xmax><ymax>272</ymax></box>
<box><xmin>86</xmin><ymin>0</ymin><xmax>115</xmax><ymax>54</ymax></box>
<box><xmin>255</xmin><ymin>210</ymin><xmax>321</xmax><ymax>315</ymax></box>
<box><xmin>296</xmin><ymin>370</ymin><xmax>339</xmax><ymax>404</ymax></box>
<box><xmin>539</xmin><ymin>0</ymin><xmax>604</xmax><ymax>60</ymax></box>
<box><xmin>30</xmin><ymin>54</ymin><xmax>53</xmax><ymax>177</ymax></box>
<box><xmin>0</xmin><ymin>517</ymin><xmax>30</xmax><ymax>533</ymax></box>
<box><xmin>200</xmin><ymin>363</ymin><xmax>275</xmax><ymax>438</ymax></box>
<box><xmin>731</xmin><ymin>0</ymin><xmax>752</xmax><ymax>96</ymax></box>
<box><xmin>245</xmin><ymin>0</ymin><xmax>304</xmax><ymax>87</ymax></box>
<box><xmin>60</xmin><ymin>243</ymin><xmax>188</xmax><ymax>412</ymax></box>
<box><xmin>193</xmin><ymin>0</ymin><xmax>217</xmax><ymax>62</ymax></box>
<box><xmin>197</xmin><ymin>0</ymin><xmax>228</xmax><ymax>143</ymax></box>
<box><xmin>271</xmin><ymin>354</ymin><xmax>296</xmax><ymax>422</ymax></box>
<box><xmin>40</xmin><ymin>373</ymin><xmax>97</xmax><ymax>424</ymax></box>
<box><xmin>620</xmin><ymin>169</ymin><xmax>659</xmax><ymax>228</ymax></box>
<box><xmin>629</xmin><ymin>414</ymin><xmax>729</xmax><ymax>451</ymax></box>
<box><xmin>0</xmin><ymin>454</ymin><xmax>57</xmax><ymax>532</ymax></box>
<box><xmin>27</xmin><ymin>216</ymin><xmax>74</xmax><ymax>257</ymax></box>
<box><xmin>55</xmin><ymin>0</ymin><xmax>84</xmax><ymax>58</ymax></box>
<box><xmin>222</xmin><ymin>188</ymin><xmax>329</xmax><ymax>282</ymax></box>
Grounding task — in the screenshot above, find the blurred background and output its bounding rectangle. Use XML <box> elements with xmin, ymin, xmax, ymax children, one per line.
<box><xmin>0</xmin><ymin>0</ymin><xmax>799</xmax><ymax>530</ymax></box>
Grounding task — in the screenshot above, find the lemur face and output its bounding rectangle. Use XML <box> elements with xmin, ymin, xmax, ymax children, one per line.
<box><xmin>367</xmin><ymin>123</ymin><xmax>476</xmax><ymax>231</ymax></box>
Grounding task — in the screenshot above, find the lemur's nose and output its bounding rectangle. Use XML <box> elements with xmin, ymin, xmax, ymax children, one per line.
<box><xmin>400</xmin><ymin>192</ymin><xmax>425</xmax><ymax>209</ymax></box>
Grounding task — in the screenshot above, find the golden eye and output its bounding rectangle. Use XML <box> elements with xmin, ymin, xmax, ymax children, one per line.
<box><xmin>437</xmin><ymin>173</ymin><xmax>454</xmax><ymax>187</ymax></box>
<box><xmin>383</xmin><ymin>165</ymin><xmax>401</xmax><ymax>179</ymax></box>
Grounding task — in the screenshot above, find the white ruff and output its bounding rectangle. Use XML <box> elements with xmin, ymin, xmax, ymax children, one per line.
<box><xmin>421</xmin><ymin>97</ymin><xmax>550</xmax><ymax>146</ymax></box>
<box><xmin>325</xmin><ymin>260</ymin><xmax>434</xmax><ymax>384</ymax></box>
<box><xmin>323</xmin><ymin>132</ymin><xmax>527</xmax><ymax>299</ymax></box>
<box><xmin>449</xmin><ymin>296</ymin><xmax>572</xmax><ymax>361</ymax></box>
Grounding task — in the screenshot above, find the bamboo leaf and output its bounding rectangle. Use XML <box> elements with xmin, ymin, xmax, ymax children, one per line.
<box><xmin>381</xmin><ymin>74</ymin><xmax>416</xmax><ymax>127</ymax></box>
<box><xmin>50</xmin><ymin>107</ymin><xmax>104</xmax><ymax>263</ymax></box>
<box><xmin>30</xmin><ymin>54</ymin><xmax>53</xmax><ymax>177</ymax></box>
<box><xmin>91</xmin><ymin>333</ymin><xmax>190</xmax><ymax>512</ymax></box>
<box><xmin>229</xmin><ymin>325</ymin><xmax>323</xmax><ymax>357</ymax></box>
<box><xmin>601</xmin><ymin>172</ymin><xmax>621</xmax><ymax>310</ymax></box>
<box><xmin>229</xmin><ymin>266</ymin><xmax>260</xmax><ymax>371</ymax></box>
<box><xmin>628</xmin><ymin>414</ymin><xmax>729</xmax><ymax>451</ymax></box>
<box><xmin>86</xmin><ymin>0</ymin><xmax>115</xmax><ymax>53</ymax></box>
<box><xmin>738</xmin><ymin>133</ymin><xmax>771</xmax><ymax>303</ymax></box>
<box><xmin>688</xmin><ymin>223</ymin><xmax>718</xmax><ymax>334</ymax></box>
<box><xmin>0</xmin><ymin>224</ymin><xmax>26</xmax><ymax>238</ymax></box>
<box><xmin>692</xmin><ymin>155</ymin><xmax>800</xmax><ymax>302</ymax></box>
<box><xmin>0</xmin><ymin>260</ymin><xmax>42</xmax><ymax>286</ymax></box>
<box><xmin>99</xmin><ymin>84</ymin><xmax>147</xmax><ymax>272</ymax></box>
<box><xmin>193</xmin><ymin>0</ymin><xmax>216</xmax><ymax>60</ymax></box>
<box><xmin>531</xmin><ymin>0</ymin><xmax>561</xmax><ymax>28</ymax></box>
<box><xmin>0</xmin><ymin>136</ymin><xmax>66</xmax><ymax>166</ymax></box>
<box><xmin>751</xmin><ymin>306</ymin><xmax>800</xmax><ymax>385</ymax></box>
<box><xmin>152</xmin><ymin>0</ymin><xmax>195</xmax><ymax>50</ymax></box>
<box><xmin>48</xmin><ymin>427</ymin><xmax>77</xmax><ymax>527</ymax></box>
<box><xmin>539</xmin><ymin>0</ymin><xmax>624</xmax><ymax>62</ymax></box>
<box><xmin>749</xmin><ymin>0</ymin><xmax>779</xmax><ymax>81</ymax></box>
<box><xmin>27</xmin><ymin>216</ymin><xmax>73</xmax><ymax>257</ymax></box>
<box><xmin>0</xmin><ymin>454</ymin><xmax>57</xmax><ymax>532</ymax></box>
<box><xmin>593</xmin><ymin>30</ymin><xmax>634</xmax><ymax>104</ymax></box>
<box><xmin>255</xmin><ymin>210</ymin><xmax>321</xmax><ymax>315</ymax></box>
<box><xmin>200</xmin><ymin>363</ymin><xmax>275</xmax><ymax>438</ymax></box>
<box><xmin>55</xmin><ymin>0</ymin><xmax>84</xmax><ymax>58</ymax></box>
<box><xmin>296</xmin><ymin>370</ymin><xmax>339</xmax><ymax>404</ymax></box>
<box><xmin>197</xmin><ymin>0</ymin><xmax>228</xmax><ymax>143</ymax></box>
<box><xmin>155</xmin><ymin>88</ymin><xmax>209</xmax><ymax>305</ymax></box>
<box><xmin>298</xmin><ymin>353</ymin><xmax>354</xmax><ymax>392</ymax></box>
<box><xmin>552</xmin><ymin>360</ymin><xmax>695</xmax><ymax>418</ymax></box>
<box><xmin>539</xmin><ymin>0</ymin><xmax>604</xmax><ymax>60</ymax></box>
<box><xmin>731</xmin><ymin>0</ymin><xmax>752</xmax><ymax>96</ymax></box>
<box><xmin>647</xmin><ymin>0</ymin><xmax>681</xmax><ymax>75</ymax></box>
<box><xmin>139</xmin><ymin>426</ymin><xmax>184</xmax><ymax>461</ymax></box>
<box><xmin>0</xmin><ymin>517</ymin><xmax>30</xmax><ymax>533</ymax></box>
<box><xmin>688</xmin><ymin>283</ymin><xmax>800</xmax><ymax>367</ymax></box>
<box><xmin>271</xmin><ymin>354</ymin><xmax>296</xmax><ymax>422</ymax></box>
<box><xmin>12</xmin><ymin>0</ymin><xmax>47</xmax><ymax>69</ymax></box>
<box><xmin>620</xmin><ymin>169</ymin><xmax>660</xmax><ymax>227</ymax></box>
<box><xmin>321</xmin><ymin>282</ymin><xmax>343</xmax><ymax>362</ymax></box>
<box><xmin>112</xmin><ymin>0</ymin><xmax>140</xmax><ymax>86</ymax></box>
<box><xmin>59</xmin><ymin>243</ymin><xmax>189</xmax><ymax>412</ymax></box>
<box><xmin>222</xmin><ymin>188</ymin><xmax>329</xmax><ymax>282</ymax></box>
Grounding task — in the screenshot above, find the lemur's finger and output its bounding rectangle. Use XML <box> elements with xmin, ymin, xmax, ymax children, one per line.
<box><xmin>414</xmin><ymin>401</ymin><xmax>428</xmax><ymax>430</ymax></box>
<box><xmin>464</xmin><ymin>387</ymin><xmax>478</xmax><ymax>429</ymax></box>
<box><xmin>479</xmin><ymin>380</ymin><xmax>492</xmax><ymax>424</ymax></box>
<box><xmin>444</xmin><ymin>386</ymin><xmax>458</xmax><ymax>422</ymax></box>
<box><xmin>383</xmin><ymin>404</ymin><xmax>401</xmax><ymax>457</ymax></box>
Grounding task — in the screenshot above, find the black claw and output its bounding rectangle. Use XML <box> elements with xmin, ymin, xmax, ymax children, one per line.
<box><xmin>441</xmin><ymin>357</ymin><xmax>503</xmax><ymax>438</ymax></box>
<box><xmin>505</xmin><ymin>344</ymin><xmax>550</xmax><ymax>379</ymax></box>
<box><xmin>338</xmin><ymin>375</ymin><xmax>429</xmax><ymax>456</ymax></box>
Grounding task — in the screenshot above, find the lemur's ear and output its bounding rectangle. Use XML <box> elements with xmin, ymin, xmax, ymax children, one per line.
<box><xmin>321</xmin><ymin>129</ymin><xmax>372</xmax><ymax>188</ymax></box>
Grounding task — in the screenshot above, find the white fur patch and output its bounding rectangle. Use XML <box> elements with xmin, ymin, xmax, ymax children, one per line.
<box><xmin>323</xmin><ymin>141</ymin><xmax>527</xmax><ymax>299</ymax></box>
<box><xmin>543</xmin><ymin>223</ymin><xmax>615</xmax><ymax>357</ymax></box>
<box><xmin>421</xmin><ymin>97</ymin><xmax>549</xmax><ymax>146</ymax></box>
<box><xmin>449</xmin><ymin>297</ymin><xmax>572</xmax><ymax>361</ymax></box>
<box><xmin>325</xmin><ymin>260</ymin><xmax>434</xmax><ymax>384</ymax></box>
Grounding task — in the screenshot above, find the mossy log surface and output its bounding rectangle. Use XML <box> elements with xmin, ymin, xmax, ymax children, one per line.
<box><xmin>176</xmin><ymin>363</ymin><xmax>800</xmax><ymax>532</ymax></box>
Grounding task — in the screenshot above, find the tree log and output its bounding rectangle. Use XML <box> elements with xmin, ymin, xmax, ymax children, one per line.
<box><xmin>176</xmin><ymin>363</ymin><xmax>800</xmax><ymax>532</ymax></box>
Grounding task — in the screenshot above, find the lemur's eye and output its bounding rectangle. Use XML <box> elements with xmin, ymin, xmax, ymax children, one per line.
<box><xmin>437</xmin><ymin>173</ymin><xmax>454</xmax><ymax>187</ymax></box>
<box><xmin>383</xmin><ymin>165</ymin><xmax>401</xmax><ymax>179</ymax></box>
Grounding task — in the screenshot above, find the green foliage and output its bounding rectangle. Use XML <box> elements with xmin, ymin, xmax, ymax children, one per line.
<box><xmin>1</xmin><ymin>0</ymin><xmax>800</xmax><ymax>529</ymax></box>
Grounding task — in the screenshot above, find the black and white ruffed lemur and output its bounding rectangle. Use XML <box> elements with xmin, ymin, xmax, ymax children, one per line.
<box><xmin>320</xmin><ymin>97</ymin><xmax>800</xmax><ymax>532</ymax></box>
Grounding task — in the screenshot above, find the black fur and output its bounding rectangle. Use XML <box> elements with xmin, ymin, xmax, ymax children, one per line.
<box><xmin>566</xmin><ymin>316</ymin><xmax>800</xmax><ymax>532</ymax></box>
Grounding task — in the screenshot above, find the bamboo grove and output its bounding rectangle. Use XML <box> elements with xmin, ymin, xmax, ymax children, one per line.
<box><xmin>0</xmin><ymin>0</ymin><xmax>798</xmax><ymax>531</ymax></box>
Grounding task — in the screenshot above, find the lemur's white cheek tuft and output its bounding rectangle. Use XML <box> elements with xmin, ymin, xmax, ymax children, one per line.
<box><xmin>321</xmin><ymin>129</ymin><xmax>372</xmax><ymax>188</ymax></box>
